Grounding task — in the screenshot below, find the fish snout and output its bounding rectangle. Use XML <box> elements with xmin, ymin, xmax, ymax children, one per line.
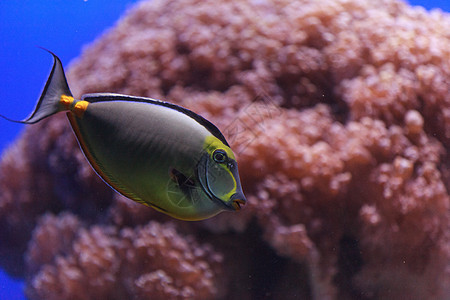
<box><xmin>230</xmin><ymin>193</ymin><xmax>246</xmax><ymax>211</ymax></box>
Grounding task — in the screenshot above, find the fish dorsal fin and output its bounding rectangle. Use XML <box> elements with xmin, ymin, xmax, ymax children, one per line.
<box><xmin>82</xmin><ymin>93</ymin><xmax>230</xmax><ymax>147</ymax></box>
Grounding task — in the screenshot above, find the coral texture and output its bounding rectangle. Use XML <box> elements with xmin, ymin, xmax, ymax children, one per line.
<box><xmin>25</xmin><ymin>213</ymin><xmax>222</xmax><ymax>300</ymax></box>
<box><xmin>0</xmin><ymin>0</ymin><xmax>449</xmax><ymax>299</ymax></box>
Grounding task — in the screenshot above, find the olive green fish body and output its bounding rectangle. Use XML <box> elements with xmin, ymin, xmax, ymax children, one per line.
<box><xmin>1</xmin><ymin>50</ymin><xmax>246</xmax><ymax>220</ymax></box>
<box><xmin>70</xmin><ymin>99</ymin><xmax>216</xmax><ymax>219</ymax></box>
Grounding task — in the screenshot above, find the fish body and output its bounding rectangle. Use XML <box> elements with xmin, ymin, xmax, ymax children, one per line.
<box><xmin>1</xmin><ymin>50</ymin><xmax>246</xmax><ymax>220</ymax></box>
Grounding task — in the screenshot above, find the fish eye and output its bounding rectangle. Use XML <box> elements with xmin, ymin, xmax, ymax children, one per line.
<box><xmin>212</xmin><ymin>149</ymin><xmax>227</xmax><ymax>163</ymax></box>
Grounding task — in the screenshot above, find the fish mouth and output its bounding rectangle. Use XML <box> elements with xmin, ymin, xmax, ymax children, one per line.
<box><xmin>231</xmin><ymin>198</ymin><xmax>246</xmax><ymax>211</ymax></box>
<box><xmin>230</xmin><ymin>192</ymin><xmax>246</xmax><ymax>211</ymax></box>
<box><xmin>196</xmin><ymin>153</ymin><xmax>247</xmax><ymax>212</ymax></box>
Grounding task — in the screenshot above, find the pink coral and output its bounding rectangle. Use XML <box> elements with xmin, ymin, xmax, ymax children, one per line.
<box><xmin>0</xmin><ymin>0</ymin><xmax>449</xmax><ymax>299</ymax></box>
<box><xmin>25</xmin><ymin>214</ymin><xmax>223</xmax><ymax>300</ymax></box>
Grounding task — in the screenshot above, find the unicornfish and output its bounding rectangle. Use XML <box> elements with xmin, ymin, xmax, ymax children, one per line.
<box><xmin>1</xmin><ymin>50</ymin><xmax>246</xmax><ymax>221</ymax></box>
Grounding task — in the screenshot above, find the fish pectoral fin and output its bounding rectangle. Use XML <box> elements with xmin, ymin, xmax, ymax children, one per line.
<box><xmin>169</xmin><ymin>168</ymin><xmax>196</xmax><ymax>190</ymax></box>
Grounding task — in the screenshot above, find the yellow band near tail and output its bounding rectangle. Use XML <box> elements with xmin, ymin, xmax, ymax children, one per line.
<box><xmin>60</xmin><ymin>95</ymin><xmax>89</xmax><ymax>118</ymax></box>
<box><xmin>60</xmin><ymin>95</ymin><xmax>74</xmax><ymax>109</ymax></box>
<box><xmin>73</xmin><ymin>100</ymin><xmax>89</xmax><ymax>118</ymax></box>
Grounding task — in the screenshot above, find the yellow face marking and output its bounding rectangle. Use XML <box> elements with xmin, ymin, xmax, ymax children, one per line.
<box><xmin>204</xmin><ymin>135</ymin><xmax>236</xmax><ymax>160</ymax></box>
<box><xmin>203</xmin><ymin>135</ymin><xmax>238</xmax><ymax>202</ymax></box>
<box><xmin>221</xmin><ymin>173</ymin><xmax>237</xmax><ymax>201</ymax></box>
<box><xmin>60</xmin><ymin>95</ymin><xmax>74</xmax><ymax>110</ymax></box>
<box><xmin>72</xmin><ymin>100</ymin><xmax>89</xmax><ymax>118</ymax></box>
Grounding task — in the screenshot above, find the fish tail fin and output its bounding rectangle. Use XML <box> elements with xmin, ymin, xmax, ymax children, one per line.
<box><xmin>0</xmin><ymin>48</ymin><xmax>73</xmax><ymax>124</ymax></box>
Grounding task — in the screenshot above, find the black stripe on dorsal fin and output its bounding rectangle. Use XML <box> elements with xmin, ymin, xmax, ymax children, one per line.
<box><xmin>81</xmin><ymin>93</ymin><xmax>230</xmax><ymax>147</ymax></box>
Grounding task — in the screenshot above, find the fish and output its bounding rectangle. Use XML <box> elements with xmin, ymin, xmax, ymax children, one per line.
<box><xmin>1</xmin><ymin>49</ymin><xmax>246</xmax><ymax>221</ymax></box>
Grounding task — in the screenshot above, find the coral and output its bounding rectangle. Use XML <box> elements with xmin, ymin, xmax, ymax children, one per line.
<box><xmin>25</xmin><ymin>213</ymin><xmax>223</xmax><ymax>300</ymax></box>
<box><xmin>0</xmin><ymin>115</ymin><xmax>114</xmax><ymax>275</ymax></box>
<box><xmin>0</xmin><ymin>0</ymin><xmax>449</xmax><ymax>299</ymax></box>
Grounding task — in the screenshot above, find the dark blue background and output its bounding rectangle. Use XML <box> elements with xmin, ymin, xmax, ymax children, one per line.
<box><xmin>0</xmin><ymin>1</ymin><xmax>139</xmax><ymax>299</ymax></box>
<box><xmin>0</xmin><ymin>0</ymin><xmax>448</xmax><ymax>299</ymax></box>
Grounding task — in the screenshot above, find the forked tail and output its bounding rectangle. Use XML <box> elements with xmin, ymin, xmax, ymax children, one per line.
<box><xmin>0</xmin><ymin>49</ymin><xmax>73</xmax><ymax>124</ymax></box>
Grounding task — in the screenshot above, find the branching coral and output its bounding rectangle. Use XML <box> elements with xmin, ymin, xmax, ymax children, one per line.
<box><xmin>0</xmin><ymin>0</ymin><xmax>449</xmax><ymax>299</ymax></box>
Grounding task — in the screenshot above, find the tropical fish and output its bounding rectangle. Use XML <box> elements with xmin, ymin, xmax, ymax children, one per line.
<box><xmin>1</xmin><ymin>50</ymin><xmax>246</xmax><ymax>221</ymax></box>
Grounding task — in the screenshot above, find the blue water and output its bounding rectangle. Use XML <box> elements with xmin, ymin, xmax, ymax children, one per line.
<box><xmin>0</xmin><ymin>1</ymin><xmax>139</xmax><ymax>299</ymax></box>
<box><xmin>0</xmin><ymin>0</ymin><xmax>448</xmax><ymax>299</ymax></box>
<box><xmin>0</xmin><ymin>0</ymin><xmax>139</xmax><ymax>153</ymax></box>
